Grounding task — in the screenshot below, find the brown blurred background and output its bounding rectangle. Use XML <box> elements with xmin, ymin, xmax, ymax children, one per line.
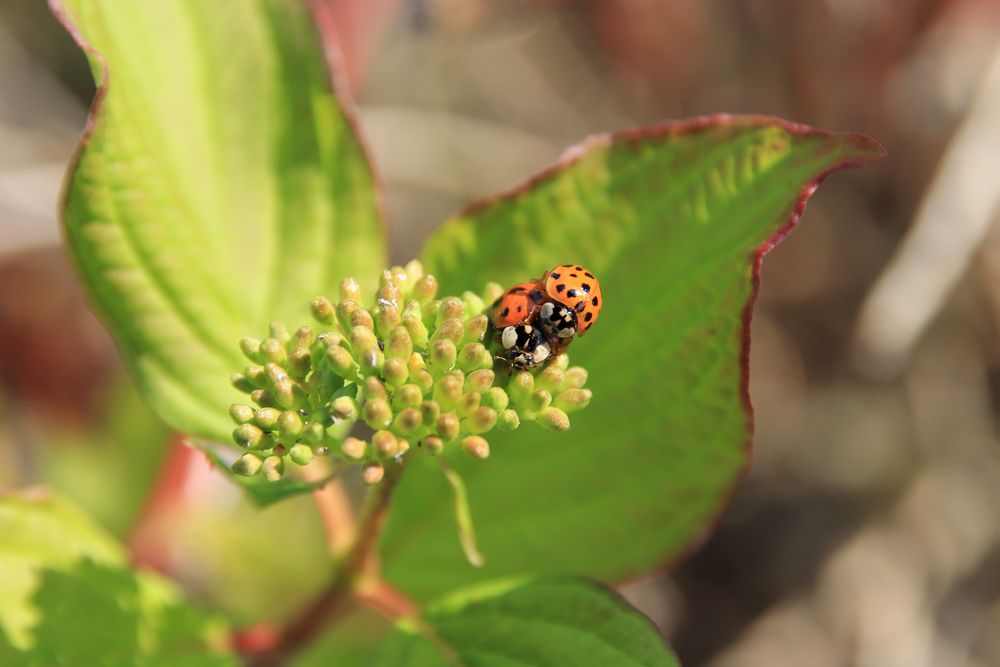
<box><xmin>2</xmin><ymin>1</ymin><xmax>1000</xmax><ymax>665</ymax></box>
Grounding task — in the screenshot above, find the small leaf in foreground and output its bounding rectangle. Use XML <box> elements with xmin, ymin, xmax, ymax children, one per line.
<box><xmin>376</xmin><ymin>577</ymin><xmax>679</xmax><ymax>667</ymax></box>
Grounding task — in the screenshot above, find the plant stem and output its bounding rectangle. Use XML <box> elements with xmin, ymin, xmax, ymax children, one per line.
<box><xmin>248</xmin><ymin>462</ymin><xmax>404</xmax><ymax>665</ymax></box>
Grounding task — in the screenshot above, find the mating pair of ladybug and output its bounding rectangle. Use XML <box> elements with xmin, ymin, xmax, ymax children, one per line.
<box><xmin>489</xmin><ymin>264</ymin><xmax>602</xmax><ymax>370</ymax></box>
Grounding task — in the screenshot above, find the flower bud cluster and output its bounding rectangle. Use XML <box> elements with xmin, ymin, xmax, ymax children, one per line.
<box><xmin>228</xmin><ymin>261</ymin><xmax>592</xmax><ymax>483</ymax></box>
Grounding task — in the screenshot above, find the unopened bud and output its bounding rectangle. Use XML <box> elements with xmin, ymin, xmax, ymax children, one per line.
<box><xmin>358</xmin><ymin>346</ymin><xmax>384</xmax><ymax>376</ymax></box>
<box><xmin>262</xmin><ymin>455</ymin><xmax>285</xmax><ymax>482</ymax></box>
<box><xmin>254</xmin><ymin>407</ymin><xmax>281</xmax><ymax>430</ymax></box>
<box><xmin>375</xmin><ymin>304</ymin><xmax>401</xmax><ymax>337</ymax></box>
<box><xmin>508</xmin><ymin>371</ymin><xmax>534</xmax><ymax>405</ymax></box>
<box><xmin>338</xmin><ymin>277</ymin><xmax>361</xmax><ymax>303</ymax></box>
<box><xmin>289</xmin><ymin>443</ymin><xmax>313</xmax><ymax>465</ymax></box>
<box><xmin>537</xmin><ymin>407</ymin><xmax>570</xmax><ymax>432</ymax></box>
<box><xmin>383</xmin><ymin>358</ymin><xmax>408</xmax><ymax>388</ymax></box>
<box><xmin>437</xmin><ymin>413</ymin><xmax>460</xmax><ymax>441</ymax></box>
<box><xmin>433</xmin><ymin>318</ymin><xmax>464</xmax><ymax>344</ymax></box>
<box><xmin>434</xmin><ymin>374</ymin><xmax>463</xmax><ymax>410</ymax></box>
<box><xmin>412</xmin><ymin>275</ymin><xmax>438</xmax><ymax>303</ymax></box>
<box><xmin>326</xmin><ymin>346</ymin><xmax>355</xmax><ymax>377</ymax></box>
<box><xmin>481</xmin><ymin>387</ymin><xmax>509</xmax><ymax>411</ymax></box>
<box><xmin>230</xmin><ymin>372</ymin><xmax>255</xmax><ymax>394</ymax></box>
<box><xmin>233</xmin><ymin>423</ymin><xmax>264</xmax><ymax>449</ymax></box>
<box><xmin>239</xmin><ymin>337</ymin><xmax>262</xmax><ymax>362</ymax></box>
<box><xmin>458</xmin><ymin>391</ymin><xmax>481</xmax><ymax>417</ymax></box>
<box><xmin>362</xmin><ymin>398</ymin><xmax>392</xmax><ymax>429</ymax></box>
<box><xmin>465</xmin><ymin>407</ymin><xmax>497</xmax><ymax>434</ymax></box>
<box><xmin>332</xmin><ymin>395</ymin><xmax>359</xmax><ymax>421</ymax></box>
<box><xmin>363</xmin><ymin>376</ymin><xmax>388</xmax><ymax>401</ymax></box>
<box><xmin>402</xmin><ymin>315</ymin><xmax>429</xmax><ymax>348</ymax></box>
<box><xmin>536</xmin><ymin>366</ymin><xmax>565</xmax><ymax>394</ymax></box>
<box><xmin>438</xmin><ymin>297</ymin><xmax>465</xmax><ymax>323</ymax></box>
<box><xmin>496</xmin><ymin>409</ymin><xmax>520</xmax><ymax>431</ymax></box>
<box><xmin>278</xmin><ymin>410</ymin><xmax>303</xmax><ymax>437</ymax></box>
<box><xmin>429</xmin><ymin>339</ymin><xmax>457</xmax><ymax>373</ymax></box>
<box><xmin>310</xmin><ymin>296</ymin><xmax>335</xmax><ymax>324</ymax></box>
<box><xmin>390</xmin><ymin>384</ymin><xmax>422</xmax><ymax>411</ymax></box>
<box><xmin>376</xmin><ymin>273</ymin><xmax>402</xmax><ymax>307</ymax></box>
<box><xmin>562</xmin><ymin>366</ymin><xmax>588</xmax><ymax>390</ymax></box>
<box><xmin>232</xmin><ymin>453</ymin><xmax>263</xmax><ymax>476</ymax></box>
<box><xmin>260</xmin><ymin>337</ymin><xmax>286</xmax><ymax>365</ymax></box>
<box><xmin>554</xmin><ymin>388</ymin><xmax>592</xmax><ymax>413</ymax></box>
<box><xmin>385</xmin><ymin>327</ymin><xmax>413</xmax><ymax>361</ymax></box>
<box><xmin>287</xmin><ymin>348</ymin><xmax>311</xmax><ymax>378</ymax></box>
<box><xmin>302</xmin><ymin>421</ymin><xmax>325</xmax><ymax>444</ymax></box>
<box><xmin>458</xmin><ymin>343</ymin><xmax>492</xmax><ymax>372</ymax></box>
<box><xmin>362</xmin><ymin>463</ymin><xmax>385</xmax><ymax>485</ymax></box>
<box><xmin>482</xmin><ymin>282</ymin><xmax>503</xmax><ymax>304</ymax></box>
<box><xmin>268</xmin><ymin>322</ymin><xmax>290</xmax><ymax>343</ymax></box>
<box><xmin>404</xmin><ymin>259</ymin><xmax>424</xmax><ymax>284</ymax></box>
<box><xmin>350</xmin><ymin>309</ymin><xmax>376</xmax><ymax>332</ymax></box>
<box><xmin>393</xmin><ymin>408</ymin><xmax>422</xmax><ymax>435</ymax></box>
<box><xmin>341</xmin><ymin>437</ymin><xmax>367</xmax><ymax>460</ymax></box>
<box><xmin>291</xmin><ymin>326</ymin><xmax>314</xmax><ymax>350</ymax></box>
<box><xmin>243</xmin><ymin>365</ymin><xmax>267</xmax><ymax>388</ymax></box>
<box><xmin>528</xmin><ymin>388</ymin><xmax>552</xmax><ymax>413</ymax></box>
<box><xmin>337</xmin><ymin>300</ymin><xmax>359</xmax><ymax>331</ymax></box>
<box><xmin>422</xmin><ymin>436</ymin><xmax>444</xmax><ymax>455</ymax></box>
<box><xmin>420</xmin><ymin>400</ymin><xmax>441</xmax><ymax>425</ymax></box>
<box><xmin>265</xmin><ymin>362</ymin><xmax>289</xmax><ymax>386</ymax></box>
<box><xmin>249</xmin><ymin>389</ymin><xmax>272</xmax><ymax>407</ymax></box>
<box><xmin>350</xmin><ymin>325</ymin><xmax>378</xmax><ymax>352</ymax></box>
<box><xmin>273</xmin><ymin>379</ymin><xmax>304</xmax><ymax>410</ymax></box>
<box><xmin>462</xmin><ymin>291</ymin><xmax>485</xmax><ymax>316</ymax></box>
<box><xmin>373</xmin><ymin>430</ymin><xmax>399</xmax><ymax>457</ymax></box>
<box><xmin>230</xmin><ymin>404</ymin><xmax>254</xmax><ymax>424</ymax></box>
<box><xmin>463</xmin><ymin>314</ymin><xmax>488</xmax><ymax>343</ymax></box>
<box><xmin>462</xmin><ymin>435</ymin><xmax>490</xmax><ymax>459</ymax></box>
<box><xmin>551</xmin><ymin>353</ymin><xmax>570</xmax><ymax>371</ymax></box>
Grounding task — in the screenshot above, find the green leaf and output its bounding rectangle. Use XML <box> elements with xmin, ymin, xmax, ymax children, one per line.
<box><xmin>0</xmin><ymin>489</ymin><xmax>236</xmax><ymax>665</ymax></box>
<box><xmin>52</xmin><ymin>0</ymin><xmax>386</xmax><ymax>444</ymax></box>
<box><xmin>291</xmin><ymin>607</ymin><xmax>393</xmax><ymax>667</ymax></box>
<box><xmin>381</xmin><ymin>117</ymin><xmax>884</xmax><ymax>598</ymax></box>
<box><xmin>376</xmin><ymin>577</ymin><xmax>679</xmax><ymax>666</ymax></box>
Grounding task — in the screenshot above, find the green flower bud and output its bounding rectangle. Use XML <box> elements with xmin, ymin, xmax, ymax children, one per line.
<box><xmin>287</xmin><ymin>348</ymin><xmax>311</xmax><ymax>379</ymax></box>
<box><xmin>341</xmin><ymin>437</ymin><xmax>367</xmax><ymax>460</ymax></box>
<box><xmin>433</xmin><ymin>317</ymin><xmax>465</xmax><ymax>344</ymax></box>
<box><xmin>391</xmin><ymin>384</ymin><xmax>423</xmax><ymax>411</ymax></box>
<box><xmin>316</xmin><ymin>330</ymin><xmax>344</xmax><ymax>349</ymax></box>
<box><xmin>412</xmin><ymin>274</ymin><xmax>438</xmax><ymax>304</ymax></box>
<box><xmin>310</xmin><ymin>296</ymin><xmax>336</xmax><ymax>324</ymax></box>
<box><xmin>326</xmin><ymin>420</ymin><xmax>353</xmax><ymax>441</ymax></box>
<box><xmin>536</xmin><ymin>366</ymin><xmax>565</xmax><ymax>394</ymax></box>
<box><xmin>437</xmin><ymin>413</ymin><xmax>460</xmax><ymax>441</ymax></box>
<box><xmin>508</xmin><ymin>371</ymin><xmax>534</xmax><ymax>405</ymax></box>
<box><xmin>230</xmin><ymin>403</ymin><xmax>254</xmax><ymax>424</ymax></box>
<box><xmin>332</xmin><ymin>395</ymin><xmax>359</xmax><ymax>421</ymax></box>
<box><xmin>375</xmin><ymin>304</ymin><xmax>401</xmax><ymax>337</ymax></box>
<box><xmin>289</xmin><ymin>443</ymin><xmax>314</xmax><ymax>465</ymax></box>
<box><xmin>482</xmin><ymin>281</ymin><xmax>503</xmax><ymax>304</ymax></box>
<box><xmin>496</xmin><ymin>408</ymin><xmax>520</xmax><ymax>431</ymax></box>
<box><xmin>397</xmin><ymin>438</ymin><xmax>411</xmax><ymax>456</ymax></box>
<box><xmin>413</xmin><ymin>369</ymin><xmax>434</xmax><ymax>393</ymax></box>
<box><xmin>233</xmin><ymin>423</ymin><xmax>264</xmax><ymax>449</ymax></box>
<box><xmin>528</xmin><ymin>388</ymin><xmax>552</xmax><ymax>413</ymax></box>
<box><xmin>292</xmin><ymin>326</ymin><xmax>314</xmax><ymax>350</ymax></box>
<box><xmin>402</xmin><ymin>315</ymin><xmax>429</xmax><ymax>348</ymax></box>
<box><xmin>465</xmin><ymin>368</ymin><xmax>496</xmax><ymax>394</ymax></box>
<box><xmin>273</xmin><ymin>379</ymin><xmax>305</xmax><ymax>410</ymax></box>
<box><xmin>393</xmin><ymin>408</ymin><xmax>422</xmax><ymax>436</ymax></box>
<box><xmin>265</xmin><ymin>362</ymin><xmax>289</xmax><ymax>386</ymax></box>
<box><xmin>239</xmin><ymin>337</ymin><xmax>262</xmax><ymax>362</ymax></box>
<box><xmin>362</xmin><ymin>463</ymin><xmax>385</xmax><ymax>485</ymax></box>
<box><xmin>562</xmin><ymin>366</ymin><xmax>588</xmax><ymax>390</ymax></box>
<box><xmin>278</xmin><ymin>410</ymin><xmax>304</xmax><ymax>438</ymax></box>
<box><xmin>554</xmin><ymin>388</ymin><xmax>592</xmax><ymax>413</ymax></box>
<box><xmin>429</xmin><ymin>339</ymin><xmax>457</xmax><ymax>373</ymax></box>
<box><xmin>462</xmin><ymin>291</ymin><xmax>485</xmax><ymax>316</ymax></box>
<box><xmin>363</xmin><ymin>376</ymin><xmax>388</xmax><ymax>401</ymax></box>
<box><xmin>420</xmin><ymin>400</ymin><xmax>441</xmax><ymax>426</ymax></box>
<box><xmin>462</xmin><ymin>435</ymin><xmax>490</xmax><ymax>460</ymax></box>
<box><xmin>254</xmin><ymin>407</ymin><xmax>281</xmax><ymax>430</ymax></box>
<box><xmin>385</xmin><ymin>326</ymin><xmax>413</xmax><ymax>361</ymax></box>
<box><xmin>230</xmin><ymin>372</ymin><xmax>255</xmax><ymax>394</ymax></box>
<box><xmin>358</xmin><ymin>346</ymin><xmax>385</xmax><ymax>376</ymax></box>
<box><xmin>383</xmin><ymin>357</ymin><xmax>408</xmax><ymax>388</ymax></box>
<box><xmin>350</xmin><ymin>325</ymin><xmax>378</xmax><ymax>352</ymax></box>
<box><xmin>422</xmin><ymin>436</ymin><xmax>444</xmax><ymax>455</ymax></box>
<box><xmin>243</xmin><ymin>365</ymin><xmax>268</xmax><ymax>388</ymax></box>
<box><xmin>438</xmin><ymin>297</ymin><xmax>465</xmax><ymax>324</ymax></box>
<box><xmin>536</xmin><ymin>406</ymin><xmax>570</xmax><ymax>432</ymax></box>
<box><xmin>302</xmin><ymin>421</ymin><xmax>325</xmax><ymax>444</ymax></box>
<box><xmin>463</xmin><ymin>314</ymin><xmax>488</xmax><ymax>343</ymax></box>
<box><xmin>404</xmin><ymin>259</ymin><xmax>424</xmax><ymax>284</ymax></box>
<box><xmin>262</xmin><ymin>455</ymin><xmax>285</xmax><ymax>482</ymax></box>
<box><xmin>340</xmin><ymin>277</ymin><xmax>362</xmax><ymax>303</ymax></box>
<box><xmin>457</xmin><ymin>343</ymin><xmax>492</xmax><ymax>372</ymax></box>
<box><xmin>250</xmin><ymin>389</ymin><xmax>273</xmax><ymax>408</ymax></box>
<box><xmin>260</xmin><ymin>337</ymin><xmax>286</xmax><ymax>365</ymax></box>
<box><xmin>326</xmin><ymin>345</ymin><xmax>356</xmax><ymax>377</ymax></box>
<box><xmin>481</xmin><ymin>387</ymin><xmax>509</xmax><ymax>411</ymax></box>
<box><xmin>377</xmin><ymin>273</ymin><xmax>402</xmax><ymax>307</ymax></box>
<box><xmin>351</xmin><ymin>309</ymin><xmax>376</xmax><ymax>332</ymax></box>
<box><xmin>337</xmin><ymin>300</ymin><xmax>359</xmax><ymax>331</ymax></box>
<box><xmin>232</xmin><ymin>453</ymin><xmax>263</xmax><ymax>476</ymax></box>
<box><xmin>458</xmin><ymin>391</ymin><xmax>481</xmax><ymax>417</ymax></box>
<box><xmin>551</xmin><ymin>354</ymin><xmax>570</xmax><ymax>371</ymax></box>
<box><xmin>464</xmin><ymin>407</ymin><xmax>497</xmax><ymax>434</ymax></box>
<box><xmin>373</xmin><ymin>430</ymin><xmax>399</xmax><ymax>458</ymax></box>
<box><xmin>434</xmin><ymin>374</ymin><xmax>463</xmax><ymax>410</ymax></box>
<box><xmin>363</xmin><ymin>398</ymin><xmax>393</xmax><ymax>429</ymax></box>
<box><xmin>269</xmin><ymin>321</ymin><xmax>290</xmax><ymax>343</ymax></box>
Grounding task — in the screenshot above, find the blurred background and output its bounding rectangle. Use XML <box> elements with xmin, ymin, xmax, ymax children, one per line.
<box><xmin>2</xmin><ymin>1</ymin><xmax>1000</xmax><ymax>665</ymax></box>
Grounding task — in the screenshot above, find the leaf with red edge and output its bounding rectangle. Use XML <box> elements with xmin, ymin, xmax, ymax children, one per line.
<box><xmin>377</xmin><ymin>116</ymin><xmax>884</xmax><ymax>599</ymax></box>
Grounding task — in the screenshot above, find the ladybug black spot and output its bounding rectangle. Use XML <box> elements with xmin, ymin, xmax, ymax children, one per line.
<box><xmin>567</xmin><ymin>289</ymin><xmax>578</xmax><ymax>298</ymax></box>
<box><xmin>501</xmin><ymin>307</ymin><xmax>510</xmax><ymax>318</ymax></box>
<box><xmin>584</xmin><ymin>272</ymin><xmax>594</xmax><ymax>279</ymax></box>
<box><xmin>556</xmin><ymin>284</ymin><xmax>566</xmax><ymax>293</ymax></box>
<box><xmin>584</xmin><ymin>312</ymin><xmax>593</xmax><ymax>322</ymax></box>
<box><xmin>592</xmin><ymin>297</ymin><xmax>599</xmax><ymax>306</ymax></box>
<box><xmin>510</xmin><ymin>286</ymin><xmax>526</xmax><ymax>294</ymax></box>
<box><xmin>517</xmin><ymin>306</ymin><xmax>522</xmax><ymax>313</ymax></box>
<box><xmin>570</xmin><ymin>273</ymin><xmax>578</xmax><ymax>278</ymax></box>
<box><xmin>581</xmin><ymin>283</ymin><xmax>591</xmax><ymax>293</ymax></box>
<box><xmin>575</xmin><ymin>266</ymin><xmax>583</xmax><ymax>271</ymax></box>
<box><xmin>575</xmin><ymin>302</ymin><xmax>586</xmax><ymax>313</ymax></box>
<box><xmin>551</xmin><ymin>272</ymin><xmax>561</xmax><ymax>279</ymax></box>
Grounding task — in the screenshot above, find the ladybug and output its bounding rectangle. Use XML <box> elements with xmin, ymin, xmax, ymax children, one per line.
<box><xmin>498</xmin><ymin>322</ymin><xmax>551</xmax><ymax>370</ymax></box>
<box><xmin>489</xmin><ymin>280</ymin><xmax>547</xmax><ymax>329</ymax></box>
<box><xmin>542</xmin><ymin>264</ymin><xmax>602</xmax><ymax>335</ymax></box>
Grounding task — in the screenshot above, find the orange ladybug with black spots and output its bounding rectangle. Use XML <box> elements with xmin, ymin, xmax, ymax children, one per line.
<box><xmin>542</xmin><ymin>264</ymin><xmax>602</xmax><ymax>335</ymax></box>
